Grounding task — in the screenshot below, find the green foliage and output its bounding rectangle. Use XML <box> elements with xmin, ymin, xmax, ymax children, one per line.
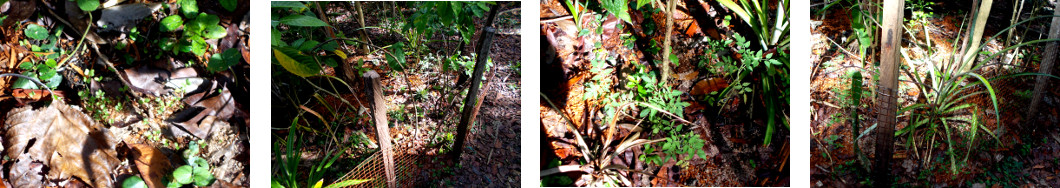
<box><xmin>14</xmin><ymin>59</ymin><xmax>62</xmax><ymax>89</ymax></box>
<box><xmin>159</xmin><ymin>1</ymin><xmax>228</xmax><ymax>57</ymax></box>
<box><xmin>169</xmin><ymin>141</ymin><xmax>215</xmax><ymax>187</ymax></box>
<box><xmin>599</xmin><ymin>0</ymin><xmax>631</xmax><ymax>24</ymax></box>
<box><xmin>122</xmin><ymin>176</ymin><xmax>148</xmax><ymax>188</ymax></box>
<box><xmin>274</xmin><ymin>117</ymin><xmax>352</xmax><ymax>188</ymax></box>
<box><xmin>707</xmin><ymin>33</ymin><xmax>789</xmax><ymax>146</ymax></box>
<box><xmin>208</xmin><ymin>48</ymin><xmax>242</xmax><ymax>73</ymax></box>
<box><xmin>385</xmin><ymin>42</ymin><xmax>406</xmax><ymax>72</ymax></box>
<box><xmin>220</xmin><ymin>0</ymin><xmax>238</xmax><ymax>12</ymax></box>
<box><xmin>23</xmin><ymin>24</ymin><xmax>49</xmax><ymax>40</ymax></box>
<box><xmin>717</xmin><ymin>0</ymin><xmax>789</xmax><ymax>48</ymax></box>
<box><xmin>280</xmin><ymin>15</ymin><xmax>329</xmax><ymax>27</ymax></box>
<box><xmin>273</xmin><ymin>47</ymin><xmax>320</xmax><ymax>77</ymax></box>
<box><xmin>76</xmin><ymin>0</ymin><xmax>100</xmax><ymax>12</ymax></box>
<box><xmin>160</xmin><ymin>15</ymin><xmax>184</xmax><ymax>32</ymax></box>
<box><xmin>409</xmin><ymin>2</ymin><xmax>492</xmax><ymax>45</ymax></box>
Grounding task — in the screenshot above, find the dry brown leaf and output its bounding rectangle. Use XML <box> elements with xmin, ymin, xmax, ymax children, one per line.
<box><xmin>129</xmin><ymin>143</ymin><xmax>171</xmax><ymax>188</ymax></box>
<box><xmin>2</xmin><ymin>101</ymin><xmax>120</xmax><ymax>188</ymax></box>
<box><xmin>691</xmin><ymin>77</ymin><xmax>730</xmax><ymax>96</ymax></box>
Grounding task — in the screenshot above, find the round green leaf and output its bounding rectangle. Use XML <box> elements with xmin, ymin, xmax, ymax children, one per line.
<box><xmin>24</xmin><ymin>24</ymin><xmax>49</xmax><ymax>40</ymax></box>
<box><xmin>192</xmin><ymin>167</ymin><xmax>215</xmax><ymax>186</ymax></box>
<box><xmin>122</xmin><ymin>176</ymin><xmax>148</xmax><ymax>188</ymax></box>
<box><xmin>13</xmin><ymin>72</ymin><xmax>39</xmax><ymax>89</ymax></box>
<box><xmin>78</xmin><ymin>0</ymin><xmax>100</xmax><ymax>12</ymax></box>
<box><xmin>208</xmin><ymin>48</ymin><xmax>241</xmax><ymax>72</ymax></box>
<box><xmin>220</xmin><ymin>0</ymin><xmax>237</xmax><ymax>12</ymax></box>
<box><xmin>189</xmin><ymin>37</ymin><xmax>208</xmax><ymax>56</ymax></box>
<box><xmin>180</xmin><ymin>0</ymin><xmax>199</xmax><ymax>17</ymax></box>
<box><xmin>173</xmin><ymin>165</ymin><xmax>193</xmax><ymax>185</ymax></box>
<box><xmin>160</xmin><ymin>15</ymin><xmax>184</xmax><ymax>32</ymax></box>
<box><xmin>280</xmin><ymin>15</ymin><xmax>327</xmax><ymax>27</ymax></box>
<box><xmin>273</xmin><ymin>48</ymin><xmax>320</xmax><ymax>77</ymax></box>
<box><xmin>203</xmin><ymin>25</ymin><xmax>227</xmax><ymax>39</ymax></box>
<box><xmin>197</xmin><ymin>13</ymin><xmax>220</xmax><ymax>27</ymax></box>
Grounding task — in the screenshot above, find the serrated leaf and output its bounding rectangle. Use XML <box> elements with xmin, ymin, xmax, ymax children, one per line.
<box><xmin>280</xmin><ymin>15</ymin><xmax>328</xmax><ymax>27</ymax></box>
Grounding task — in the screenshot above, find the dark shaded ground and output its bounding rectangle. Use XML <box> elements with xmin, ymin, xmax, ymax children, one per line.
<box><xmin>283</xmin><ymin>2</ymin><xmax>522</xmax><ymax>187</ymax></box>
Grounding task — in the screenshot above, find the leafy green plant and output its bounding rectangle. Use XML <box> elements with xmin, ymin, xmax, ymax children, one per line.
<box><xmin>709</xmin><ymin>33</ymin><xmax>789</xmax><ymax>146</ymax></box>
<box><xmin>896</xmin><ymin>14</ymin><xmax>1060</xmax><ymax>174</ymax></box>
<box><xmin>273</xmin><ymin>117</ymin><xmax>365</xmax><ymax>188</ymax></box>
<box><xmin>167</xmin><ymin>141</ymin><xmax>215</xmax><ymax>187</ymax></box>
<box><xmin>158</xmin><ymin>0</ymin><xmax>228</xmax><ymax>57</ymax></box>
<box><xmin>122</xmin><ymin>176</ymin><xmax>148</xmax><ymax>188</ymax></box>
<box><xmin>717</xmin><ymin>0</ymin><xmax>789</xmax><ymax>48</ymax></box>
<box><xmin>542</xmin><ymin>94</ymin><xmax>680</xmax><ymax>186</ymax></box>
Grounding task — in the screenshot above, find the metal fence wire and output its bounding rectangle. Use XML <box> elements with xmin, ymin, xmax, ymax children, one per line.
<box><xmin>335</xmin><ymin>147</ymin><xmax>425</xmax><ymax>188</ymax></box>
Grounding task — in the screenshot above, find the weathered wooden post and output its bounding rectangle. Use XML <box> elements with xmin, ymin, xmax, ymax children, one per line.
<box><xmin>365</xmin><ymin>70</ymin><xmax>395</xmax><ymax>188</ymax></box>
<box><xmin>452</xmin><ymin>3</ymin><xmax>501</xmax><ymax>161</ymax></box>
<box><xmin>1027</xmin><ymin>3</ymin><xmax>1060</xmax><ymax>126</ymax></box>
<box><xmin>873</xmin><ymin>0</ymin><xmax>904</xmax><ymax>186</ymax></box>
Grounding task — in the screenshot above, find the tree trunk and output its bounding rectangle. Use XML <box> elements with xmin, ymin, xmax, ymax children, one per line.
<box><xmin>661</xmin><ymin>0</ymin><xmax>676</xmax><ymax>82</ymax></box>
<box><xmin>1027</xmin><ymin>5</ymin><xmax>1060</xmax><ymax>127</ymax></box>
<box><xmin>873</xmin><ymin>0</ymin><xmax>904</xmax><ymax>186</ymax></box>
<box><xmin>957</xmin><ymin>0</ymin><xmax>993</xmax><ymax>72</ymax></box>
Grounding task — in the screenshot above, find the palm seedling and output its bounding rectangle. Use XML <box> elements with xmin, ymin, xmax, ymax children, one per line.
<box><xmin>541</xmin><ymin>93</ymin><xmax>697</xmax><ymax>186</ymax></box>
<box><xmin>896</xmin><ymin>11</ymin><xmax>1060</xmax><ymax>174</ymax></box>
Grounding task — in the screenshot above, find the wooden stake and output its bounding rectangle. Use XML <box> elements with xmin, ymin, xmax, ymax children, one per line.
<box><xmin>873</xmin><ymin>0</ymin><xmax>904</xmax><ymax>186</ymax></box>
<box><xmin>365</xmin><ymin>71</ymin><xmax>395</xmax><ymax>188</ymax></box>
<box><xmin>452</xmin><ymin>3</ymin><xmax>501</xmax><ymax>161</ymax></box>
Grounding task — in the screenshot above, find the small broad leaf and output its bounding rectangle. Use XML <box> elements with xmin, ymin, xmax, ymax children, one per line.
<box><xmin>208</xmin><ymin>48</ymin><xmax>241</xmax><ymax>72</ymax></box>
<box><xmin>220</xmin><ymin>0</ymin><xmax>237</xmax><ymax>12</ymax></box>
<box><xmin>160</xmin><ymin>15</ymin><xmax>183</xmax><ymax>32</ymax></box>
<box><xmin>78</xmin><ymin>0</ymin><xmax>100</xmax><ymax>12</ymax></box>
<box><xmin>24</xmin><ymin>24</ymin><xmax>49</xmax><ymax>40</ymax></box>
<box><xmin>13</xmin><ymin>72</ymin><xmax>38</xmax><ymax>89</ymax></box>
<box><xmin>173</xmin><ymin>165</ymin><xmax>193</xmax><ymax>185</ymax></box>
<box><xmin>192</xmin><ymin>165</ymin><xmax>214</xmax><ymax>186</ymax></box>
<box><xmin>180</xmin><ymin>0</ymin><xmax>199</xmax><ymax>17</ymax></box>
<box><xmin>280</xmin><ymin>15</ymin><xmax>328</xmax><ymax>27</ymax></box>
<box><xmin>203</xmin><ymin>25</ymin><xmax>227</xmax><ymax>39</ymax></box>
<box><xmin>122</xmin><ymin>176</ymin><xmax>148</xmax><ymax>188</ymax></box>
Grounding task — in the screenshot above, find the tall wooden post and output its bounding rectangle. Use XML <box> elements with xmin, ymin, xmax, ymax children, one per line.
<box><xmin>452</xmin><ymin>3</ymin><xmax>501</xmax><ymax>161</ymax></box>
<box><xmin>873</xmin><ymin>0</ymin><xmax>904</xmax><ymax>186</ymax></box>
<box><xmin>365</xmin><ymin>71</ymin><xmax>395</xmax><ymax>188</ymax></box>
<box><xmin>1027</xmin><ymin>4</ymin><xmax>1060</xmax><ymax>126</ymax></box>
